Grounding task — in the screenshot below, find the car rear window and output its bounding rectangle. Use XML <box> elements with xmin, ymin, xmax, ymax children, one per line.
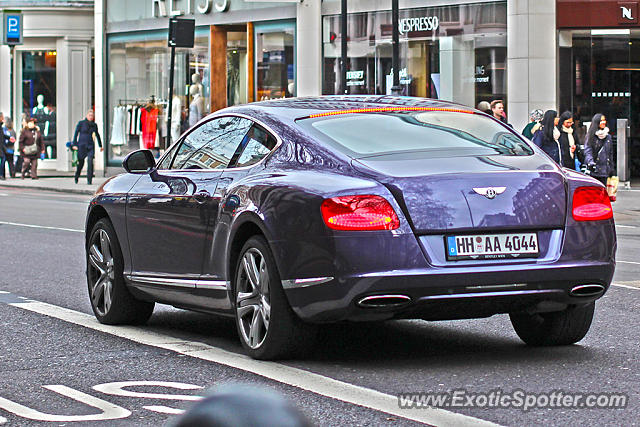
<box><xmin>304</xmin><ymin>111</ymin><xmax>534</xmax><ymax>157</ymax></box>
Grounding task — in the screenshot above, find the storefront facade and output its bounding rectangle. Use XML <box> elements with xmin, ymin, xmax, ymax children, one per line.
<box><xmin>96</xmin><ymin>0</ymin><xmax>580</xmax><ymax>173</ymax></box>
<box><xmin>321</xmin><ymin>1</ymin><xmax>508</xmax><ymax>109</ymax></box>
<box><xmin>557</xmin><ymin>0</ymin><xmax>640</xmax><ymax>178</ymax></box>
<box><xmin>98</xmin><ymin>0</ymin><xmax>301</xmax><ymax>170</ymax></box>
<box><xmin>0</xmin><ymin>0</ymin><xmax>94</xmax><ymax>172</ymax></box>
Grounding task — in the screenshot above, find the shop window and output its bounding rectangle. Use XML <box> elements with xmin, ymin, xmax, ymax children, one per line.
<box><xmin>107</xmin><ymin>33</ymin><xmax>210</xmax><ymax>165</ymax></box>
<box><xmin>256</xmin><ymin>29</ymin><xmax>295</xmax><ymax>100</ymax></box>
<box><xmin>21</xmin><ymin>51</ymin><xmax>57</xmax><ymax>159</ymax></box>
<box><xmin>322</xmin><ymin>1</ymin><xmax>507</xmax><ymax>109</ymax></box>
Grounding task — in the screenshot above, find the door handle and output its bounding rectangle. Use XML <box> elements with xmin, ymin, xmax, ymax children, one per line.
<box><xmin>193</xmin><ymin>190</ymin><xmax>211</xmax><ymax>204</ymax></box>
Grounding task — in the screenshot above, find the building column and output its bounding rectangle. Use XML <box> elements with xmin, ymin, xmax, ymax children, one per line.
<box><xmin>0</xmin><ymin>46</ymin><xmax>11</xmax><ymax>117</ymax></box>
<box><xmin>94</xmin><ymin>0</ymin><xmax>105</xmax><ymax>173</ymax></box>
<box><xmin>210</xmin><ymin>25</ymin><xmax>227</xmax><ymax>112</ymax></box>
<box><xmin>507</xmin><ymin>0</ymin><xmax>557</xmax><ymax>132</ymax></box>
<box><xmin>439</xmin><ymin>37</ymin><xmax>475</xmax><ymax>107</ymax></box>
<box><xmin>57</xmin><ymin>36</ymin><xmax>92</xmax><ymax>172</ymax></box>
<box><xmin>296</xmin><ymin>0</ymin><xmax>322</xmax><ymax>96</ymax></box>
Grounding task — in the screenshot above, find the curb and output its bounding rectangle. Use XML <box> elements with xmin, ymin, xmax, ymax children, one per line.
<box><xmin>0</xmin><ymin>183</ymin><xmax>96</xmax><ymax>195</ymax></box>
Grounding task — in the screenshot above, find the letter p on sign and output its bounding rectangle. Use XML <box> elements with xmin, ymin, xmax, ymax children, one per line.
<box><xmin>3</xmin><ymin>12</ymin><xmax>22</xmax><ymax>45</ymax></box>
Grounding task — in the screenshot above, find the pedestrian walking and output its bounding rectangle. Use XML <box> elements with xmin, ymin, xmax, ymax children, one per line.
<box><xmin>557</xmin><ymin>111</ymin><xmax>582</xmax><ymax>170</ymax></box>
<box><xmin>490</xmin><ymin>100</ymin><xmax>508</xmax><ymax>124</ymax></box>
<box><xmin>532</xmin><ymin>110</ymin><xmax>561</xmax><ymax>163</ymax></box>
<box><xmin>522</xmin><ymin>109</ymin><xmax>543</xmax><ymax>139</ymax></box>
<box><xmin>477</xmin><ymin>101</ymin><xmax>492</xmax><ymax>115</ymax></box>
<box><xmin>72</xmin><ymin>109</ymin><xmax>103</xmax><ymax>185</ymax></box>
<box><xmin>19</xmin><ymin>118</ymin><xmax>44</xmax><ymax>180</ymax></box>
<box><xmin>583</xmin><ymin>114</ymin><xmax>614</xmax><ymax>186</ymax></box>
<box><xmin>1</xmin><ymin>115</ymin><xmax>17</xmax><ymax>178</ymax></box>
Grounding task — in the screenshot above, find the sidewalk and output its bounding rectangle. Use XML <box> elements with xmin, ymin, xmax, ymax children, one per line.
<box><xmin>0</xmin><ymin>170</ymin><xmax>110</xmax><ymax>195</ymax></box>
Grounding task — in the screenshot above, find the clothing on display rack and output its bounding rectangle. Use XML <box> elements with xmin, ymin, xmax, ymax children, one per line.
<box><xmin>141</xmin><ymin>106</ymin><xmax>159</xmax><ymax>150</ymax></box>
<box><xmin>110</xmin><ymin>106</ymin><xmax>127</xmax><ymax>147</ymax></box>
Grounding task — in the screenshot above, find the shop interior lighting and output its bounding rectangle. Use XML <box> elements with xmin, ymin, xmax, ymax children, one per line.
<box><xmin>606</xmin><ymin>63</ymin><xmax>640</xmax><ymax>71</ymax></box>
<box><xmin>591</xmin><ymin>29</ymin><xmax>630</xmax><ymax>36</ymax></box>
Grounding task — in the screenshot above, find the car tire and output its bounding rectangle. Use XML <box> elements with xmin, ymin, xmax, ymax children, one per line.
<box><xmin>233</xmin><ymin>236</ymin><xmax>315</xmax><ymax>360</ymax></box>
<box><xmin>510</xmin><ymin>302</ymin><xmax>595</xmax><ymax>346</ymax></box>
<box><xmin>87</xmin><ymin>218</ymin><xmax>154</xmax><ymax>325</ymax></box>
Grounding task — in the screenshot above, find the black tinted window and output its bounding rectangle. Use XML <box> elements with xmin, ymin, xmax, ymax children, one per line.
<box><xmin>306</xmin><ymin>111</ymin><xmax>534</xmax><ymax>157</ymax></box>
<box><xmin>174</xmin><ymin>117</ymin><xmax>252</xmax><ymax>170</ymax></box>
<box><xmin>233</xmin><ymin>125</ymin><xmax>277</xmax><ymax>168</ymax></box>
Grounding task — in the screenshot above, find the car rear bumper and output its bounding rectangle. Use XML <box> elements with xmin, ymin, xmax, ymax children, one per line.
<box><xmin>283</xmin><ymin>261</ymin><xmax>614</xmax><ymax>322</ymax></box>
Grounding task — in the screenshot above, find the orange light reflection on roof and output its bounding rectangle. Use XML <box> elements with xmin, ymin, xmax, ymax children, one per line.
<box><xmin>307</xmin><ymin>107</ymin><xmax>475</xmax><ymax>119</ymax></box>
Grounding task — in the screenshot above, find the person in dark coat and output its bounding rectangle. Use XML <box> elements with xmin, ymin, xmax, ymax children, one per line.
<box><xmin>72</xmin><ymin>109</ymin><xmax>102</xmax><ymax>184</ymax></box>
<box><xmin>556</xmin><ymin>111</ymin><xmax>582</xmax><ymax>170</ymax></box>
<box><xmin>1</xmin><ymin>115</ymin><xmax>17</xmax><ymax>179</ymax></box>
<box><xmin>19</xmin><ymin>118</ymin><xmax>44</xmax><ymax>179</ymax></box>
<box><xmin>532</xmin><ymin>110</ymin><xmax>561</xmax><ymax>163</ymax></box>
<box><xmin>584</xmin><ymin>113</ymin><xmax>614</xmax><ymax>186</ymax></box>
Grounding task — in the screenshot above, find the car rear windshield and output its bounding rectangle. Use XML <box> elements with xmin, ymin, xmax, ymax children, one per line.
<box><xmin>303</xmin><ymin>111</ymin><xmax>534</xmax><ymax>157</ymax></box>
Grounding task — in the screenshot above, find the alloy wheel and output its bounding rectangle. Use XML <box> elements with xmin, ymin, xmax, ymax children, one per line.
<box><xmin>236</xmin><ymin>248</ymin><xmax>271</xmax><ymax>349</ymax></box>
<box><xmin>88</xmin><ymin>229</ymin><xmax>115</xmax><ymax>317</ymax></box>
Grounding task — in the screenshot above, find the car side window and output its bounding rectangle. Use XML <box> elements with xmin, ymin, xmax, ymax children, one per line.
<box><xmin>177</xmin><ymin>117</ymin><xmax>252</xmax><ymax>170</ymax></box>
<box><xmin>232</xmin><ymin>125</ymin><xmax>277</xmax><ymax>168</ymax></box>
<box><xmin>156</xmin><ymin>141</ymin><xmax>181</xmax><ymax>170</ymax></box>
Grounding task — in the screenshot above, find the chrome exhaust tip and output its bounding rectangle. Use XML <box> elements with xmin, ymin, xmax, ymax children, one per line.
<box><xmin>569</xmin><ymin>284</ymin><xmax>605</xmax><ymax>297</ymax></box>
<box><xmin>357</xmin><ymin>294</ymin><xmax>411</xmax><ymax>308</ymax></box>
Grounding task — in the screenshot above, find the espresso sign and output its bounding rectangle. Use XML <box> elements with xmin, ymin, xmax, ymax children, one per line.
<box><xmin>399</xmin><ymin>16</ymin><xmax>439</xmax><ymax>35</ymax></box>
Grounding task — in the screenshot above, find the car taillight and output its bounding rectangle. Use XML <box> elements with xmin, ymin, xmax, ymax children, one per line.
<box><xmin>572</xmin><ymin>186</ymin><xmax>613</xmax><ymax>221</ymax></box>
<box><xmin>321</xmin><ymin>195</ymin><xmax>400</xmax><ymax>231</ymax></box>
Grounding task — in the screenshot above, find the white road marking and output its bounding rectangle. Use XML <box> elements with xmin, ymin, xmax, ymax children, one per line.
<box><xmin>0</xmin><ymin>385</ymin><xmax>131</xmax><ymax>422</ymax></box>
<box><xmin>8</xmin><ymin>299</ymin><xmax>499</xmax><ymax>427</ymax></box>
<box><xmin>617</xmin><ymin>260</ymin><xmax>640</xmax><ymax>266</ymax></box>
<box><xmin>615</xmin><ymin>224</ymin><xmax>637</xmax><ymax>229</ymax></box>
<box><xmin>93</xmin><ymin>381</ymin><xmax>203</xmax><ymax>401</ymax></box>
<box><xmin>142</xmin><ymin>406</ymin><xmax>185</xmax><ymax>415</ymax></box>
<box><xmin>612</xmin><ymin>283</ymin><xmax>640</xmax><ymax>290</ymax></box>
<box><xmin>0</xmin><ymin>193</ymin><xmax>8</xmax><ymax>197</ymax></box>
<box><xmin>0</xmin><ymin>221</ymin><xmax>82</xmax><ymax>233</ymax></box>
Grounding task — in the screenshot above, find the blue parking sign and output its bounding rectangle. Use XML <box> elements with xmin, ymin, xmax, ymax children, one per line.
<box><xmin>3</xmin><ymin>12</ymin><xmax>23</xmax><ymax>45</ymax></box>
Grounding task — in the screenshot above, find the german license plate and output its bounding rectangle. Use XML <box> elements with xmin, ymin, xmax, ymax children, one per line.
<box><xmin>445</xmin><ymin>233</ymin><xmax>539</xmax><ymax>260</ymax></box>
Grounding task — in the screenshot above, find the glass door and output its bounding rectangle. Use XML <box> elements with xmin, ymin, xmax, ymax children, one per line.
<box><xmin>20</xmin><ymin>50</ymin><xmax>57</xmax><ymax>160</ymax></box>
<box><xmin>564</xmin><ymin>32</ymin><xmax>637</xmax><ymax>177</ymax></box>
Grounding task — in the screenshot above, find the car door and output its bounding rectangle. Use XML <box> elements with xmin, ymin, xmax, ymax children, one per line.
<box><xmin>201</xmin><ymin>121</ymin><xmax>279</xmax><ymax>311</ymax></box>
<box><xmin>126</xmin><ymin>117</ymin><xmax>252</xmax><ymax>286</ymax></box>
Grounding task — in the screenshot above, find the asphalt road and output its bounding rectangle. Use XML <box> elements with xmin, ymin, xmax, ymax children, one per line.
<box><xmin>0</xmin><ymin>186</ymin><xmax>639</xmax><ymax>426</ymax></box>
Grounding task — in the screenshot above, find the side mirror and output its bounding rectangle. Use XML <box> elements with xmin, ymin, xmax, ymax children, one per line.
<box><xmin>123</xmin><ymin>149</ymin><xmax>156</xmax><ymax>174</ymax></box>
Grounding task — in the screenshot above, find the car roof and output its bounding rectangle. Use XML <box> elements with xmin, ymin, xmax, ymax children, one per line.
<box><xmin>219</xmin><ymin>96</ymin><xmax>478</xmax><ymax>122</ymax></box>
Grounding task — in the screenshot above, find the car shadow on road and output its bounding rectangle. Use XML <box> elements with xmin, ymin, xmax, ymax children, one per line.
<box><xmin>142</xmin><ymin>308</ymin><xmax>597</xmax><ymax>367</ymax></box>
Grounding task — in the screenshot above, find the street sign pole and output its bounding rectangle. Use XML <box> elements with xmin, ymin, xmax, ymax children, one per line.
<box><xmin>167</xmin><ymin>44</ymin><xmax>176</xmax><ymax>149</ymax></box>
<box><xmin>2</xmin><ymin>10</ymin><xmax>23</xmax><ymax>122</ymax></box>
<box><xmin>10</xmin><ymin>46</ymin><xmax>14</xmax><ymax>120</ymax></box>
<box><xmin>166</xmin><ymin>17</ymin><xmax>195</xmax><ymax>149</ymax></box>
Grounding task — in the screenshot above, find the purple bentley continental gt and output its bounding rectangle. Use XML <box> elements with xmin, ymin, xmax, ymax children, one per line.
<box><xmin>85</xmin><ymin>96</ymin><xmax>616</xmax><ymax>359</ymax></box>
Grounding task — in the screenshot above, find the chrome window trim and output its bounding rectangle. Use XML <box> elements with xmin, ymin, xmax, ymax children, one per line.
<box><xmin>166</xmin><ymin>112</ymin><xmax>283</xmax><ymax>172</ymax></box>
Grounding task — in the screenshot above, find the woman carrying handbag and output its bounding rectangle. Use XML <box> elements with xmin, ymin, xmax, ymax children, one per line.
<box><xmin>583</xmin><ymin>114</ymin><xmax>614</xmax><ymax>187</ymax></box>
<box><xmin>19</xmin><ymin>118</ymin><xmax>44</xmax><ymax>180</ymax></box>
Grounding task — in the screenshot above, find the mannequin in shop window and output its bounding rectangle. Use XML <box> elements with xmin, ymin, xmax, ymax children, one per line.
<box><xmin>189</xmin><ymin>73</ymin><xmax>205</xmax><ymax>127</ymax></box>
<box><xmin>141</xmin><ymin>97</ymin><xmax>160</xmax><ymax>150</ymax></box>
<box><xmin>32</xmin><ymin>95</ymin><xmax>53</xmax><ymax>157</ymax></box>
<box><xmin>171</xmin><ymin>95</ymin><xmax>182</xmax><ymax>143</ymax></box>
